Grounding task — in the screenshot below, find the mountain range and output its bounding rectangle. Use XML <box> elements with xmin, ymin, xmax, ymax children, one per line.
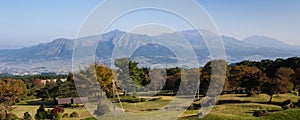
<box><xmin>0</xmin><ymin>29</ymin><xmax>299</xmax><ymax>73</ymax></box>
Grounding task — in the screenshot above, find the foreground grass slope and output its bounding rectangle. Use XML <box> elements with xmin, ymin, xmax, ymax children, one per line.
<box><xmin>182</xmin><ymin>108</ymin><xmax>300</xmax><ymax>120</ymax></box>
<box><xmin>259</xmin><ymin>109</ymin><xmax>300</xmax><ymax>120</ymax></box>
<box><xmin>181</xmin><ymin>94</ymin><xmax>299</xmax><ymax>120</ymax></box>
<box><xmin>11</xmin><ymin>94</ymin><xmax>299</xmax><ymax>119</ymax></box>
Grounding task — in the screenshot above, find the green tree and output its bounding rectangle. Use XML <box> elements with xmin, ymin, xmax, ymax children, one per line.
<box><xmin>23</xmin><ymin>112</ymin><xmax>32</xmax><ymax>120</ymax></box>
<box><xmin>58</xmin><ymin>73</ymin><xmax>78</xmax><ymax>98</ymax></box>
<box><xmin>115</xmin><ymin>58</ymin><xmax>150</xmax><ymax>96</ymax></box>
<box><xmin>35</xmin><ymin>105</ymin><xmax>48</xmax><ymax>120</ymax></box>
<box><xmin>36</xmin><ymin>80</ymin><xmax>59</xmax><ymax>102</ymax></box>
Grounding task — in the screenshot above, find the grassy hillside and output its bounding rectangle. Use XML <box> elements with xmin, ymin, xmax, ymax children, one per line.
<box><xmin>181</xmin><ymin>94</ymin><xmax>299</xmax><ymax>120</ymax></box>
<box><xmin>258</xmin><ymin>109</ymin><xmax>300</xmax><ymax>120</ymax></box>
<box><xmin>11</xmin><ymin>94</ymin><xmax>299</xmax><ymax>119</ymax></box>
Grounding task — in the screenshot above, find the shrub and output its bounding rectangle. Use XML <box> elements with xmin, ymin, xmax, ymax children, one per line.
<box><xmin>51</xmin><ymin>106</ymin><xmax>64</xmax><ymax>115</ymax></box>
<box><xmin>121</xmin><ymin>97</ymin><xmax>141</xmax><ymax>103</ymax></box>
<box><xmin>6</xmin><ymin>113</ymin><xmax>18</xmax><ymax>120</ymax></box>
<box><xmin>94</xmin><ymin>104</ymin><xmax>110</xmax><ymax>116</ymax></box>
<box><xmin>188</xmin><ymin>104</ymin><xmax>194</xmax><ymax>110</ymax></box>
<box><xmin>140</xmin><ymin>98</ymin><xmax>145</xmax><ymax>102</ymax></box>
<box><xmin>253</xmin><ymin>110</ymin><xmax>269</xmax><ymax>117</ymax></box>
<box><xmin>23</xmin><ymin>112</ymin><xmax>33</xmax><ymax>120</ymax></box>
<box><xmin>188</xmin><ymin>103</ymin><xmax>201</xmax><ymax>110</ymax></box>
<box><xmin>35</xmin><ymin>105</ymin><xmax>48</xmax><ymax>119</ymax></box>
<box><xmin>70</xmin><ymin>112</ymin><xmax>79</xmax><ymax>118</ymax></box>
<box><xmin>147</xmin><ymin>97</ymin><xmax>161</xmax><ymax>101</ymax></box>
<box><xmin>54</xmin><ymin>113</ymin><xmax>62</xmax><ymax>119</ymax></box>
<box><xmin>0</xmin><ymin>113</ymin><xmax>6</xmax><ymax>120</ymax></box>
<box><xmin>0</xmin><ymin>113</ymin><xmax>18</xmax><ymax>120</ymax></box>
<box><xmin>62</xmin><ymin>113</ymin><xmax>69</xmax><ymax>118</ymax></box>
<box><xmin>296</xmin><ymin>99</ymin><xmax>300</xmax><ymax>107</ymax></box>
<box><xmin>282</xmin><ymin>99</ymin><xmax>295</xmax><ymax>110</ymax></box>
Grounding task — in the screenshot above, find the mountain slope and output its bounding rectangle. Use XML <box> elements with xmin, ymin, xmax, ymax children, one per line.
<box><xmin>243</xmin><ymin>35</ymin><xmax>300</xmax><ymax>52</ymax></box>
<box><xmin>0</xmin><ymin>30</ymin><xmax>300</xmax><ymax>69</ymax></box>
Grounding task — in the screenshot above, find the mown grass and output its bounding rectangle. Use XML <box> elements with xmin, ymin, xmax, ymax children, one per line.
<box><xmin>180</xmin><ymin>94</ymin><xmax>300</xmax><ymax>120</ymax></box>
<box><xmin>117</xmin><ymin>96</ymin><xmax>172</xmax><ymax>112</ymax></box>
<box><xmin>258</xmin><ymin>109</ymin><xmax>300</xmax><ymax>120</ymax></box>
<box><xmin>10</xmin><ymin>94</ymin><xmax>300</xmax><ymax>120</ymax></box>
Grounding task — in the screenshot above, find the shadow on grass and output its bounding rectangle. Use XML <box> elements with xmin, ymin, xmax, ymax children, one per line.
<box><xmin>255</xmin><ymin>101</ymin><xmax>282</xmax><ymax>106</ymax></box>
<box><xmin>247</xmin><ymin>109</ymin><xmax>281</xmax><ymax>114</ymax></box>
<box><xmin>217</xmin><ymin>99</ymin><xmax>283</xmax><ymax>106</ymax></box>
<box><xmin>179</xmin><ymin>114</ymin><xmax>200</xmax><ymax>120</ymax></box>
<box><xmin>17</xmin><ymin>99</ymin><xmax>56</xmax><ymax>108</ymax></box>
<box><xmin>216</xmin><ymin>100</ymin><xmax>252</xmax><ymax>105</ymax></box>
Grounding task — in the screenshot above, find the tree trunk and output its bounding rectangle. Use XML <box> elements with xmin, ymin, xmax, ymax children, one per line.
<box><xmin>5</xmin><ymin>109</ymin><xmax>8</xmax><ymax>118</ymax></box>
<box><xmin>123</xmin><ymin>90</ymin><xmax>126</xmax><ymax>96</ymax></box>
<box><xmin>154</xmin><ymin>84</ymin><xmax>157</xmax><ymax>94</ymax></box>
<box><xmin>269</xmin><ymin>95</ymin><xmax>273</xmax><ymax>103</ymax></box>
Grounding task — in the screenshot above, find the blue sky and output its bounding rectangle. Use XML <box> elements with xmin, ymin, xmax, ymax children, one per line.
<box><xmin>0</xmin><ymin>0</ymin><xmax>300</xmax><ymax>49</ymax></box>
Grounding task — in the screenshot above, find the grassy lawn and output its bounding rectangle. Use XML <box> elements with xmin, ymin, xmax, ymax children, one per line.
<box><xmin>180</xmin><ymin>94</ymin><xmax>299</xmax><ymax>120</ymax></box>
<box><xmin>11</xmin><ymin>105</ymin><xmax>93</xmax><ymax>119</ymax></box>
<box><xmin>10</xmin><ymin>105</ymin><xmax>39</xmax><ymax>118</ymax></box>
<box><xmin>10</xmin><ymin>94</ymin><xmax>300</xmax><ymax>120</ymax></box>
<box><xmin>120</xmin><ymin>96</ymin><xmax>173</xmax><ymax>112</ymax></box>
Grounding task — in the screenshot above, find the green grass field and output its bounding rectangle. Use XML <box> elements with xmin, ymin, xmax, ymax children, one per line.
<box><xmin>180</xmin><ymin>94</ymin><xmax>299</xmax><ymax>120</ymax></box>
<box><xmin>11</xmin><ymin>94</ymin><xmax>300</xmax><ymax>120</ymax></box>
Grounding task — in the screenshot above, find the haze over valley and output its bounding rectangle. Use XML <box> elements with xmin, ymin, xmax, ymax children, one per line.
<box><xmin>0</xmin><ymin>29</ymin><xmax>299</xmax><ymax>75</ymax></box>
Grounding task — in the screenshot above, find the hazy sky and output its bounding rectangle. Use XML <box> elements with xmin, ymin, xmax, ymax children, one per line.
<box><xmin>0</xmin><ymin>0</ymin><xmax>300</xmax><ymax>49</ymax></box>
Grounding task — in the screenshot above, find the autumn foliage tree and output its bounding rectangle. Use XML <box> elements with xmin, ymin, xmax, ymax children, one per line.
<box><xmin>240</xmin><ymin>66</ymin><xmax>267</xmax><ymax>96</ymax></box>
<box><xmin>0</xmin><ymin>79</ymin><xmax>26</xmax><ymax>116</ymax></box>
<box><xmin>201</xmin><ymin>60</ymin><xmax>228</xmax><ymax>96</ymax></box>
<box><xmin>263</xmin><ymin>67</ymin><xmax>295</xmax><ymax>103</ymax></box>
<box><xmin>94</xmin><ymin>64</ymin><xmax>114</xmax><ymax>98</ymax></box>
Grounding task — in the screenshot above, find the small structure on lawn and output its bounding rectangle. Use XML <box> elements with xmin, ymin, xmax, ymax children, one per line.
<box><xmin>58</xmin><ymin>97</ymin><xmax>88</xmax><ymax>107</ymax></box>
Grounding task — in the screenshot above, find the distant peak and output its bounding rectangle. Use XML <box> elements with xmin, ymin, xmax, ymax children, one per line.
<box><xmin>243</xmin><ymin>35</ymin><xmax>289</xmax><ymax>48</ymax></box>
<box><xmin>245</xmin><ymin>35</ymin><xmax>276</xmax><ymax>40</ymax></box>
<box><xmin>107</xmin><ymin>29</ymin><xmax>124</xmax><ymax>34</ymax></box>
<box><xmin>52</xmin><ymin>38</ymin><xmax>72</xmax><ymax>42</ymax></box>
<box><xmin>244</xmin><ymin>35</ymin><xmax>283</xmax><ymax>43</ymax></box>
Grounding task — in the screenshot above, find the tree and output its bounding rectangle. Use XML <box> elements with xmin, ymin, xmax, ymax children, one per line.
<box><xmin>33</xmin><ymin>79</ymin><xmax>43</xmax><ymax>87</ymax></box>
<box><xmin>0</xmin><ymin>79</ymin><xmax>26</xmax><ymax>116</ymax></box>
<box><xmin>35</xmin><ymin>105</ymin><xmax>48</xmax><ymax>119</ymax></box>
<box><xmin>23</xmin><ymin>112</ymin><xmax>32</xmax><ymax>120</ymax></box>
<box><xmin>240</xmin><ymin>66</ymin><xmax>267</xmax><ymax>96</ymax></box>
<box><xmin>148</xmin><ymin>69</ymin><xmax>166</xmax><ymax>93</ymax></box>
<box><xmin>228</xmin><ymin>65</ymin><xmax>247</xmax><ymax>92</ymax></box>
<box><xmin>114</xmin><ymin>58</ymin><xmax>150</xmax><ymax>96</ymax></box>
<box><xmin>58</xmin><ymin>73</ymin><xmax>78</xmax><ymax>98</ymax></box>
<box><xmin>36</xmin><ymin>80</ymin><xmax>59</xmax><ymax>102</ymax></box>
<box><xmin>274</xmin><ymin>67</ymin><xmax>295</xmax><ymax>93</ymax></box>
<box><xmin>263</xmin><ymin>67</ymin><xmax>295</xmax><ymax>103</ymax></box>
<box><xmin>94</xmin><ymin>64</ymin><xmax>114</xmax><ymax>98</ymax></box>
<box><xmin>295</xmin><ymin>68</ymin><xmax>300</xmax><ymax>90</ymax></box>
<box><xmin>115</xmin><ymin>58</ymin><xmax>134</xmax><ymax>96</ymax></box>
<box><xmin>262</xmin><ymin>78</ymin><xmax>277</xmax><ymax>103</ymax></box>
<box><xmin>201</xmin><ymin>60</ymin><xmax>228</xmax><ymax>95</ymax></box>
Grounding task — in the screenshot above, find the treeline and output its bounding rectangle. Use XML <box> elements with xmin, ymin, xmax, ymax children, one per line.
<box><xmin>2</xmin><ymin>57</ymin><xmax>300</xmax><ymax>104</ymax></box>
<box><xmin>0</xmin><ymin>73</ymin><xmax>76</xmax><ymax>101</ymax></box>
<box><xmin>75</xmin><ymin>57</ymin><xmax>300</xmax><ymax>103</ymax></box>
